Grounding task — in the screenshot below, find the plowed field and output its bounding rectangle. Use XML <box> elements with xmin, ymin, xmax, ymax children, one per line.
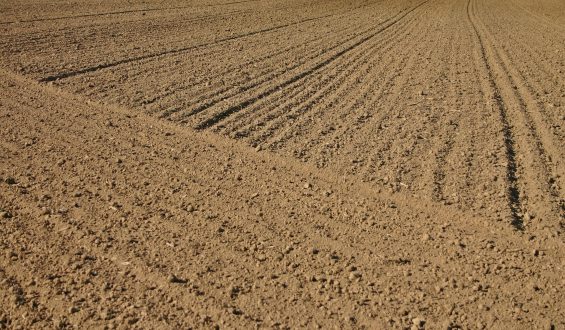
<box><xmin>1</xmin><ymin>0</ymin><xmax>564</xmax><ymax>328</ymax></box>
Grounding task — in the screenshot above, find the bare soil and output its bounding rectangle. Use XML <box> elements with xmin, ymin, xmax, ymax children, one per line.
<box><xmin>0</xmin><ymin>0</ymin><xmax>564</xmax><ymax>328</ymax></box>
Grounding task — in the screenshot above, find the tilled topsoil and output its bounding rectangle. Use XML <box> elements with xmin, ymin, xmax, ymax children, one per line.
<box><xmin>0</xmin><ymin>0</ymin><xmax>564</xmax><ymax>328</ymax></box>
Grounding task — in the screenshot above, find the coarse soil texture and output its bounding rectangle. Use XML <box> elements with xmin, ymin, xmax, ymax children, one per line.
<box><xmin>0</xmin><ymin>0</ymin><xmax>564</xmax><ymax>328</ymax></box>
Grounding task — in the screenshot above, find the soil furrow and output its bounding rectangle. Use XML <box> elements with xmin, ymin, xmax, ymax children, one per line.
<box><xmin>194</xmin><ymin>0</ymin><xmax>429</xmax><ymax>130</ymax></box>
<box><xmin>243</xmin><ymin>9</ymin><xmax>427</xmax><ymax>150</ymax></box>
<box><xmin>0</xmin><ymin>0</ymin><xmax>261</xmax><ymax>25</ymax></box>
<box><xmin>466</xmin><ymin>0</ymin><xmax>525</xmax><ymax>229</ymax></box>
<box><xmin>154</xmin><ymin>20</ymin><xmax>369</xmax><ymax>119</ymax></box>
<box><xmin>165</xmin><ymin>2</ymin><xmax>411</xmax><ymax>123</ymax></box>
<box><xmin>470</xmin><ymin>0</ymin><xmax>563</xmax><ymax>231</ymax></box>
<box><xmin>37</xmin><ymin>12</ymin><xmax>343</xmax><ymax>83</ymax></box>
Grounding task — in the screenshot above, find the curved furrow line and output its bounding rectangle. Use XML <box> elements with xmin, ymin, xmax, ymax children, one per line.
<box><xmin>305</xmin><ymin>50</ymin><xmax>418</xmax><ymax>174</ymax></box>
<box><xmin>308</xmin><ymin>0</ymin><xmax>449</xmax><ymax>174</ymax></box>
<box><xmin>493</xmin><ymin>43</ymin><xmax>565</xmax><ymax>153</ymax></box>
<box><xmin>2</xmin><ymin>8</ymin><xmax>247</xmax><ymax>47</ymax></box>
<box><xmin>37</xmin><ymin>11</ymin><xmax>346</xmax><ymax>83</ymax></box>
<box><xmin>453</xmin><ymin>14</ymin><xmax>508</xmax><ymax>214</ymax></box>
<box><xmin>137</xmin><ymin>35</ymin><xmax>327</xmax><ymax>112</ymax></box>
<box><xmin>466</xmin><ymin>0</ymin><xmax>562</xmax><ymax>230</ymax></box>
<box><xmin>151</xmin><ymin>21</ymin><xmax>367</xmax><ymax>118</ymax></box>
<box><xmin>90</xmin><ymin>27</ymin><xmax>345</xmax><ymax>113</ymax></box>
<box><xmin>462</xmin><ymin>24</ymin><xmax>513</xmax><ymax>218</ymax></box>
<box><xmin>483</xmin><ymin>27</ymin><xmax>565</xmax><ymax>143</ymax></box>
<box><xmin>472</xmin><ymin>0</ymin><xmax>563</xmax><ymax>197</ymax></box>
<box><xmin>1</xmin><ymin>10</ymin><xmax>253</xmax><ymax>71</ymax></box>
<box><xmin>158</xmin><ymin>0</ymin><xmax>410</xmax><ymax>121</ymax></box>
<box><xmin>192</xmin><ymin>0</ymin><xmax>430</xmax><ymax>130</ymax></box>
<box><xmin>466</xmin><ymin>0</ymin><xmax>523</xmax><ymax>229</ymax></box>
<box><xmin>222</xmin><ymin>5</ymin><xmax>425</xmax><ymax>139</ymax></box>
<box><xmin>139</xmin><ymin>1</ymin><xmax>392</xmax><ymax>112</ymax></box>
<box><xmin>486</xmin><ymin>41</ymin><xmax>564</xmax><ymax>150</ymax></box>
<box><xmin>83</xmin><ymin>26</ymin><xmax>325</xmax><ymax>96</ymax></box>
<box><xmin>0</xmin><ymin>0</ymin><xmax>260</xmax><ymax>25</ymax></box>
<box><xmin>243</xmin><ymin>9</ymin><xmax>428</xmax><ymax>150</ymax></box>
<box><xmin>223</xmin><ymin>25</ymin><xmax>414</xmax><ymax>144</ymax></box>
<box><xmin>422</xmin><ymin>0</ymin><xmax>499</xmax><ymax>210</ymax></box>
<box><xmin>438</xmin><ymin>22</ymin><xmax>506</xmax><ymax>213</ymax></box>
<box><xmin>304</xmin><ymin>3</ymin><xmax>443</xmax><ymax>184</ymax></box>
<box><xmin>163</xmin><ymin>2</ymin><xmax>412</xmax><ymax>123</ymax></box>
<box><xmin>76</xmin><ymin>1</ymin><xmax>389</xmax><ymax>118</ymax></box>
<box><xmin>189</xmin><ymin>4</ymin><xmax>424</xmax><ymax>131</ymax></box>
<box><xmin>156</xmin><ymin>23</ymin><xmax>369</xmax><ymax>120</ymax></box>
<box><xmin>31</xmin><ymin>0</ymin><xmax>383</xmax><ymax>82</ymax></box>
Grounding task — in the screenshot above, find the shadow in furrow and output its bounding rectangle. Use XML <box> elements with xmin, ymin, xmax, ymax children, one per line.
<box><xmin>0</xmin><ymin>0</ymin><xmax>259</xmax><ymax>25</ymax></box>
<box><xmin>466</xmin><ymin>0</ymin><xmax>523</xmax><ymax>230</ymax></box>
<box><xmin>37</xmin><ymin>13</ymin><xmax>336</xmax><ymax>83</ymax></box>
<box><xmin>194</xmin><ymin>0</ymin><xmax>430</xmax><ymax>130</ymax></box>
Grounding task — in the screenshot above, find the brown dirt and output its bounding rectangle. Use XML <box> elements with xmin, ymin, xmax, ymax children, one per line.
<box><xmin>0</xmin><ymin>0</ymin><xmax>564</xmax><ymax>328</ymax></box>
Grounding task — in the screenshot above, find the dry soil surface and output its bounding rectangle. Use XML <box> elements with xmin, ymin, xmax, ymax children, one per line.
<box><xmin>0</xmin><ymin>0</ymin><xmax>564</xmax><ymax>329</ymax></box>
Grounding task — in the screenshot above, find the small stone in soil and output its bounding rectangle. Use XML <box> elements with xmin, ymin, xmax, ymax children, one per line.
<box><xmin>168</xmin><ymin>274</ymin><xmax>188</xmax><ymax>284</ymax></box>
<box><xmin>349</xmin><ymin>272</ymin><xmax>361</xmax><ymax>280</ymax></box>
<box><xmin>412</xmin><ymin>317</ymin><xmax>425</xmax><ymax>326</ymax></box>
